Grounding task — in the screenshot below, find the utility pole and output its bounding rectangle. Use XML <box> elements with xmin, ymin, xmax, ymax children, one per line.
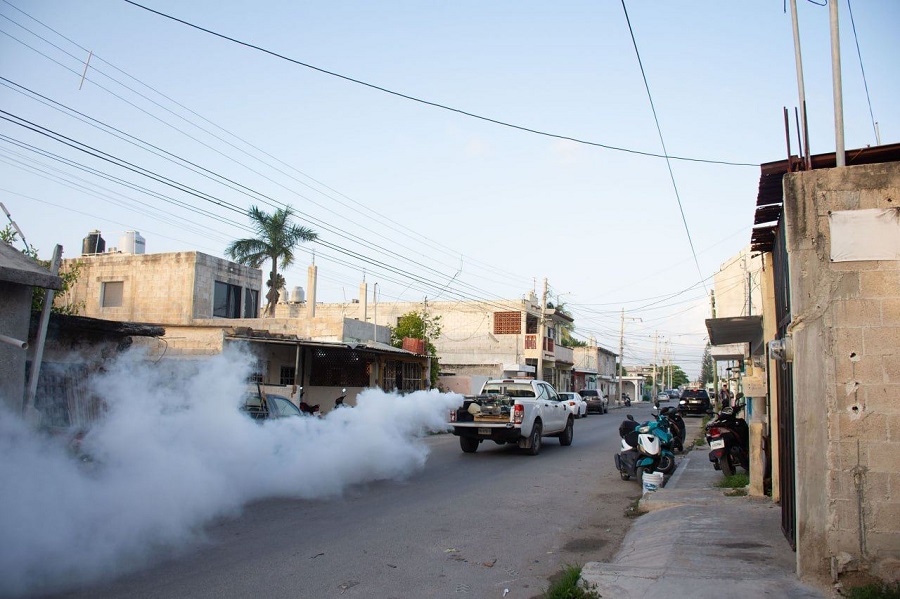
<box><xmin>536</xmin><ymin>278</ymin><xmax>548</xmax><ymax>381</ymax></box>
<box><xmin>618</xmin><ymin>309</ymin><xmax>641</xmax><ymax>405</ymax></box>
<box><xmin>423</xmin><ymin>296</ymin><xmax>430</xmax><ymax>389</ymax></box>
<box><xmin>652</xmin><ymin>331</ymin><xmax>659</xmax><ymax>399</ymax></box>
<box><xmin>711</xmin><ymin>289</ymin><xmax>720</xmax><ymax>407</ymax></box>
<box><xmin>618</xmin><ymin>308</ymin><xmax>625</xmax><ymax>405</ymax></box>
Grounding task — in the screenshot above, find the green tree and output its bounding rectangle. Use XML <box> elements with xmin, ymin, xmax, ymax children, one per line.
<box><xmin>548</xmin><ymin>300</ymin><xmax>585</xmax><ymax>347</ymax></box>
<box><xmin>390</xmin><ymin>310</ymin><xmax>443</xmax><ymax>387</ymax></box>
<box><xmin>225</xmin><ymin>205</ymin><xmax>317</xmax><ymax>317</ymax></box>
<box><xmin>700</xmin><ymin>343</ymin><xmax>715</xmax><ymax>386</ymax></box>
<box><xmin>1</xmin><ymin>226</ymin><xmax>83</xmax><ymax>315</ymax></box>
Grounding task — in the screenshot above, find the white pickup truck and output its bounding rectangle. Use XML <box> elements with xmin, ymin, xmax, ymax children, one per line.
<box><xmin>448</xmin><ymin>378</ymin><xmax>574</xmax><ymax>455</ymax></box>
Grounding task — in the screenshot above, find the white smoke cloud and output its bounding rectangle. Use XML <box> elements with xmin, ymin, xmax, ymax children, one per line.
<box><xmin>0</xmin><ymin>348</ymin><xmax>462</xmax><ymax>597</ymax></box>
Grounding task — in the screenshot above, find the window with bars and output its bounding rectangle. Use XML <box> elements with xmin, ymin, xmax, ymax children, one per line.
<box><xmin>279</xmin><ymin>365</ymin><xmax>295</xmax><ymax>386</ymax></box>
<box><xmin>248</xmin><ymin>360</ymin><xmax>267</xmax><ymax>384</ymax></box>
<box><xmin>309</xmin><ymin>348</ymin><xmax>370</xmax><ymax>387</ymax></box>
<box><xmin>493</xmin><ymin>311</ymin><xmax>522</xmax><ymax>334</ymax></box>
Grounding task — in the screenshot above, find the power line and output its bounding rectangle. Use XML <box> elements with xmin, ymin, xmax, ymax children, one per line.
<box><xmin>120</xmin><ymin>0</ymin><xmax>756</xmax><ymax>168</ymax></box>
<box><xmin>0</xmin><ymin>9</ymin><xmax>534</xmax><ymax>293</ymax></box>
<box><xmin>846</xmin><ymin>0</ymin><xmax>879</xmax><ymax>144</ymax></box>
<box><xmin>620</xmin><ymin>0</ymin><xmax>706</xmax><ymax>292</ymax></box>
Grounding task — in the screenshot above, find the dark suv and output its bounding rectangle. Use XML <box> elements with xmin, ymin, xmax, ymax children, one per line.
<box><xmin>579</xmin><ymin>389</ymin><xmax>608</xmax><ymax>414</ymax></box>
<box><xmin>678</xmin><ymin>389</ymin><xmax>711</xmax><ymax>415</ymax></box>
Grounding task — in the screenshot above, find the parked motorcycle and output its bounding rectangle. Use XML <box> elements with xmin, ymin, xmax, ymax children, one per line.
<box><xmin>647</xmin><ymin>409</ymin><xmax>677</xmax><ymax>475</ymax></box>
<box><xmin>659</xmin><ymin>406</ymin><xmax>686</xmax><ymax>453</ymax></box>
<box><xmin>705</xmin><ymin>403</ymin><xmax>749</xmax><ymax>477</ymax></box>
<box><xmin>614</xmin><ymin>414</ymin><xmax>675</xmax><ymax>480</ymax></box>
<box><xmin>623</xmin><ymin>393</ymin><xmax>632</xmax><ymax>407</ymax></box>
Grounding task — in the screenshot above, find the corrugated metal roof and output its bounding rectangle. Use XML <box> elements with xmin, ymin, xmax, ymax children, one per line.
<box><xmin>752</xmin><ymin>142</ymin><xmax>900</xmax><ymax>252</ymax></box>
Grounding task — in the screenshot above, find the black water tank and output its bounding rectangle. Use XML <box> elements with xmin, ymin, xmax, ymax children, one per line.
<box><xmin>82</xmin><ymin>230</ymin><xmax>105</xmax><ymax>255</ymax></box>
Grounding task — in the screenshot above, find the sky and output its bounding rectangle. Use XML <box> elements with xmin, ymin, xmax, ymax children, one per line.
<box><xmin>1</xmin><ymin>0</ymin><xmax>898</xmax><ymax>378</ymax></box>
<box><xmin>0</xmin><ymin>349</ymin><xmax>462</xmax><ymax>596</ymax></box>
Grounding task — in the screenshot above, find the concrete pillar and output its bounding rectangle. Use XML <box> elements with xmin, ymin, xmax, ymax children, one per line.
<box><xmin>749</xmin><ymin>395</ymin><xmax>767</xmax><ymax>497</ymax></box>
<box><xmin>359</xmin><ymin>281</ymin><xmax>367</xmax><ymax>322</ymax></box>
<box><xmin>306</xmin><ymin>264</ymin><xmax>317</xmax><ymax>318</ymax></box>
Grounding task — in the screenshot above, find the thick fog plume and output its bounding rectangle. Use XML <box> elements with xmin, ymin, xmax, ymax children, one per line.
<box><xmin>0</xmin><ymin>349</ymin><xmax>462</xmax><ymax>597</ymax></box>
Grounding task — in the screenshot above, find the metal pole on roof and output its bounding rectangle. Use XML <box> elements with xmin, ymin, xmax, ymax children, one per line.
<box><xmin>830</xmin><ymin>0</ymin><xmax>846</xmax><ymax>166</ymax></box>
<box><xmin>24</xmin><ymin>244</ymin><xmax>61</xmax><ymax>419</ymax></box>
<box><xmin>788</xmin><ymin>0</ymin><xmax>810</xmax><ymax>169</ymax></box>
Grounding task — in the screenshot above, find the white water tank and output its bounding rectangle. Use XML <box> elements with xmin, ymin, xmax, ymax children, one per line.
<box><xmin>119</xmin><ymin>231</ymin><xmax>146</xmax><ymax>254</ymax></box>
<box><xmin>291</xmin><ymin>286</ymin><xmax>305</xmax><ymax>303</ymax></box>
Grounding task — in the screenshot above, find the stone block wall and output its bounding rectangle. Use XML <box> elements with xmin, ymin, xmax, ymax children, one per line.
<box><xmin>61</xmin><ymin>252</ymin><xmax>261</xmax><ymax>325</ymax></box>
<box><xmin>784</xmin><ymin>161</ymin><xmax>900</xmax><ymax>585</ymax></box>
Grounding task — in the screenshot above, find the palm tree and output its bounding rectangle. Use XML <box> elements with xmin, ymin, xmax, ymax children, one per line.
<box><xmin>226</xmin><ymin>205</ymin><xmax>317</xmax><ymax>317</ymax></box>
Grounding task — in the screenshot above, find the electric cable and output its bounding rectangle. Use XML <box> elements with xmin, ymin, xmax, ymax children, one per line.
<box><xmin>120</xmin><ymin>0</ymin><xmax>756</xmax><ymax>168</ymax></box>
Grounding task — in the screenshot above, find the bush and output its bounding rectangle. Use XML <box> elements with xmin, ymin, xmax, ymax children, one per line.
<box><xmin>545</xmin><ymin>565</ymin><xmax>600</xmax><ymax>599</ymax></box>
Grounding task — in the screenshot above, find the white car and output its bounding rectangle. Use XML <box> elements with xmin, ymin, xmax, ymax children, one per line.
<box><xmin>558</xmin><ymin>391</ymin><xmax>588</xmax><ymax>418</ymax></box>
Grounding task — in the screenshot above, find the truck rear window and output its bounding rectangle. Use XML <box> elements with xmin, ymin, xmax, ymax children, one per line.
<box><xmin>482</xmin><ymin>383</ymin><xmax>536</xmax><ymax>398</ymax></box>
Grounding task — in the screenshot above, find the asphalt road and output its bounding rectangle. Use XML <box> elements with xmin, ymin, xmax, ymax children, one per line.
<box><xmin>50</xmin><ymin>402</ymin><xmax>664</xmax><ymax>599</ymax></box>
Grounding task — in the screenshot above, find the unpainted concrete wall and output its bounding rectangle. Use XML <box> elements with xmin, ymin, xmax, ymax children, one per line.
<box><xmin>0</xmin><ymin>282</ymin><xmax>31</xmax><ymax>412</ymax></box>
<box><xmin>784</xmin><ymin>161</ymin><xmax>900</xmax><ymax>586</ymax></box>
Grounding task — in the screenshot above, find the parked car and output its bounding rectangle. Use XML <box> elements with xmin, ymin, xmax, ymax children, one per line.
<box><xmin>241</xmin><ymin>393</ymin><xmax>304</xmax><ymax>420</ymax></box>
<box><xmin>580</xmin><ymin>389</ymin><xmax>608</xmax><ymax>414</ymax></box>
<box><xmin>678</xmin><ymin>389</ymin><xmax>712</xmax><ymax>415</ymax></box>
<box><xmin>656</xmin><ymin>392</ymin><xmax>670</xmax><ymax>404</ymax></box>
<box><xmin>558</xmin><ymin>391</ymin><xmax>588</xmax><ymax>418</ymax></box>
<box><xmin>666</xmin><ymin>389</ymin><xmax>680</xmax><ymax>401</ymax></box>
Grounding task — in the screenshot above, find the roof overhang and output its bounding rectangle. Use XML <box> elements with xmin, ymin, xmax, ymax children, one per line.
<box><xmin>705</xmin><ymin>315</ymin><xmax>764</xmax><ymax>357</ymax></box>
<box><xmin>225</xmin><ymin>334</ymin><xmax>420</xmax><ymax>358</ymax></box>
<box><xmin>710</xmin><ymin>343</ymin><xmax>748</xmax><ymax>362</ymax></box>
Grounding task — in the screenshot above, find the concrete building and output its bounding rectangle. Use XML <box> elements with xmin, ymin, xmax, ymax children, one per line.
<box><xmin>573</xmin><ymin>343</ymin><xmax>619</xmax><ymax>399</ymax></box>
<box><xmin>276</xmin><ymin>287</ymin><xmax>581</xmax><ymax>394</ymax></box>
<box><xmin>64</xmin><ymin>250</ymin><xmax>262</xmax><ymax>324</ymax></box>
<box><xmin>714</xmin><ymin>144</ymin><xmax>900</xmax><ymax>589</ymax></box>
<box><xmin>59</xmin><ymin>250</ymin><xmax>429</xmax><ymax>409</ymax></box>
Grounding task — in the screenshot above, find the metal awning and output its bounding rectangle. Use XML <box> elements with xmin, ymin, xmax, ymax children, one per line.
<box><xmin>705</xmin><ymin>315</ymin><xmax>764</xmax><ymax>356</ymax></box>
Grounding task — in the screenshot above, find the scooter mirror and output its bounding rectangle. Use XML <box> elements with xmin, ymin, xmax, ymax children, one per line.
<box><xmin>626</xmin><ymin>414</ymin><xmax>635</xmax><ymax>421</ymax></box>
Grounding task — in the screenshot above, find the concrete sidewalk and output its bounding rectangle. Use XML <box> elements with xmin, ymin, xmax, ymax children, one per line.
<box><xmin>581</xmin><ymin>447</ymin><xmax>828</xmax><ymax>598</ymax></box>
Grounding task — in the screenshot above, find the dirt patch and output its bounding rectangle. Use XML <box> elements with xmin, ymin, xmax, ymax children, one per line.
<box><xmin>562</xmin><ymin>537</ymin><xmax>608</xmax><ymax>553</ymax></box>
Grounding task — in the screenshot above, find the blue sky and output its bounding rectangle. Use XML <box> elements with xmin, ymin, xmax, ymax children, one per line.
<box><xmin>1</xmin><ymin>0</ymin><xmax>897</xmax><ymax>376</ymax></box>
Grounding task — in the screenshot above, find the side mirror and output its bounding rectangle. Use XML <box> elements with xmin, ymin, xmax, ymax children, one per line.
<box><xmin>626</xmin><ymin>414</ymin><xmax>635</xmax><ymax>421</ymax></box>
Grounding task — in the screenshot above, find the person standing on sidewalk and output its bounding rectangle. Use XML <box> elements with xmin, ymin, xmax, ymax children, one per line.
<box><xmin>719</xmin><ymin>384</ymin><xmax>732</xmax><ymax>409</ymax></box>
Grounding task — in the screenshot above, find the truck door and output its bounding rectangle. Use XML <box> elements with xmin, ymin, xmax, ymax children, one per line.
<box><xmin>538</xmin><ymin>383</ymin><xmax>567</xmax><ymax>432</ymax></box>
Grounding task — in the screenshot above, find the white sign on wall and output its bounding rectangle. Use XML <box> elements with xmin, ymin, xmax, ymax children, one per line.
<box><xmin>830</xmin><ymin>208</ymin><xmax>900</xmax><ymax>262</ymax></box>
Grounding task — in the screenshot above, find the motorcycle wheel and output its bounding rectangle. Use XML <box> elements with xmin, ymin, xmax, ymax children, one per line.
<box><xmin>658</xmin><ymin>454</ymin><xmax>676</xmax><ymax>475</ymax></box>
<box><xmin>720</xmin><ymin>454</ymin><xmax>735</xmax><ymax>477</ymax></box>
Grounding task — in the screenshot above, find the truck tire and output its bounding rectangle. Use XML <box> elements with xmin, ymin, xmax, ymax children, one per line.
<box><xmin>525</xmin><ymin>421</ymin><xmax>542</xmax><ymax>456</ymax></box>
<box><xmin>559</xmin><ymin>417</ymin><xmax>574</xmax><ymax>446</ymax></box>
<box><xmin>460</xmin><ymin>436</ymin><xmax>479</xmax><ymax>453</ymax></box>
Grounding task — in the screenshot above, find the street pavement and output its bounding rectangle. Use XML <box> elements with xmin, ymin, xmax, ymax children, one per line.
<box><xmin>582</xmin><ymin>408</ymin><xmax>828</xmax><ymax>599</ymax></box>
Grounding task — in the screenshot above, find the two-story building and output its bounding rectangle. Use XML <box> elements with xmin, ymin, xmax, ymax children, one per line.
<box><xmin>59</xmin><ymin>246</ymin><xmax>429</xmax><ymax>409</ymax></box>
<box><xmin>573</xmin><ymin>342</ymin><xmax>619</xmax><ymax>398</ymax></box>
<box><xmin>275</xmin><ymin>288</ymin><xmax>579</xmax><ymax>394</ymax></box>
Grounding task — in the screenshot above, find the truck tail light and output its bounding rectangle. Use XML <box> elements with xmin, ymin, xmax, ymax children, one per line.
<box><xmin>513</xmin><ymin>404</ymin><xmax>524</xmax><ymax>424</ymax></box>
<box><xmin>449</xmin><ymin>409</ymin><xmax>457</xmax><ymax>423</ymax></box>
